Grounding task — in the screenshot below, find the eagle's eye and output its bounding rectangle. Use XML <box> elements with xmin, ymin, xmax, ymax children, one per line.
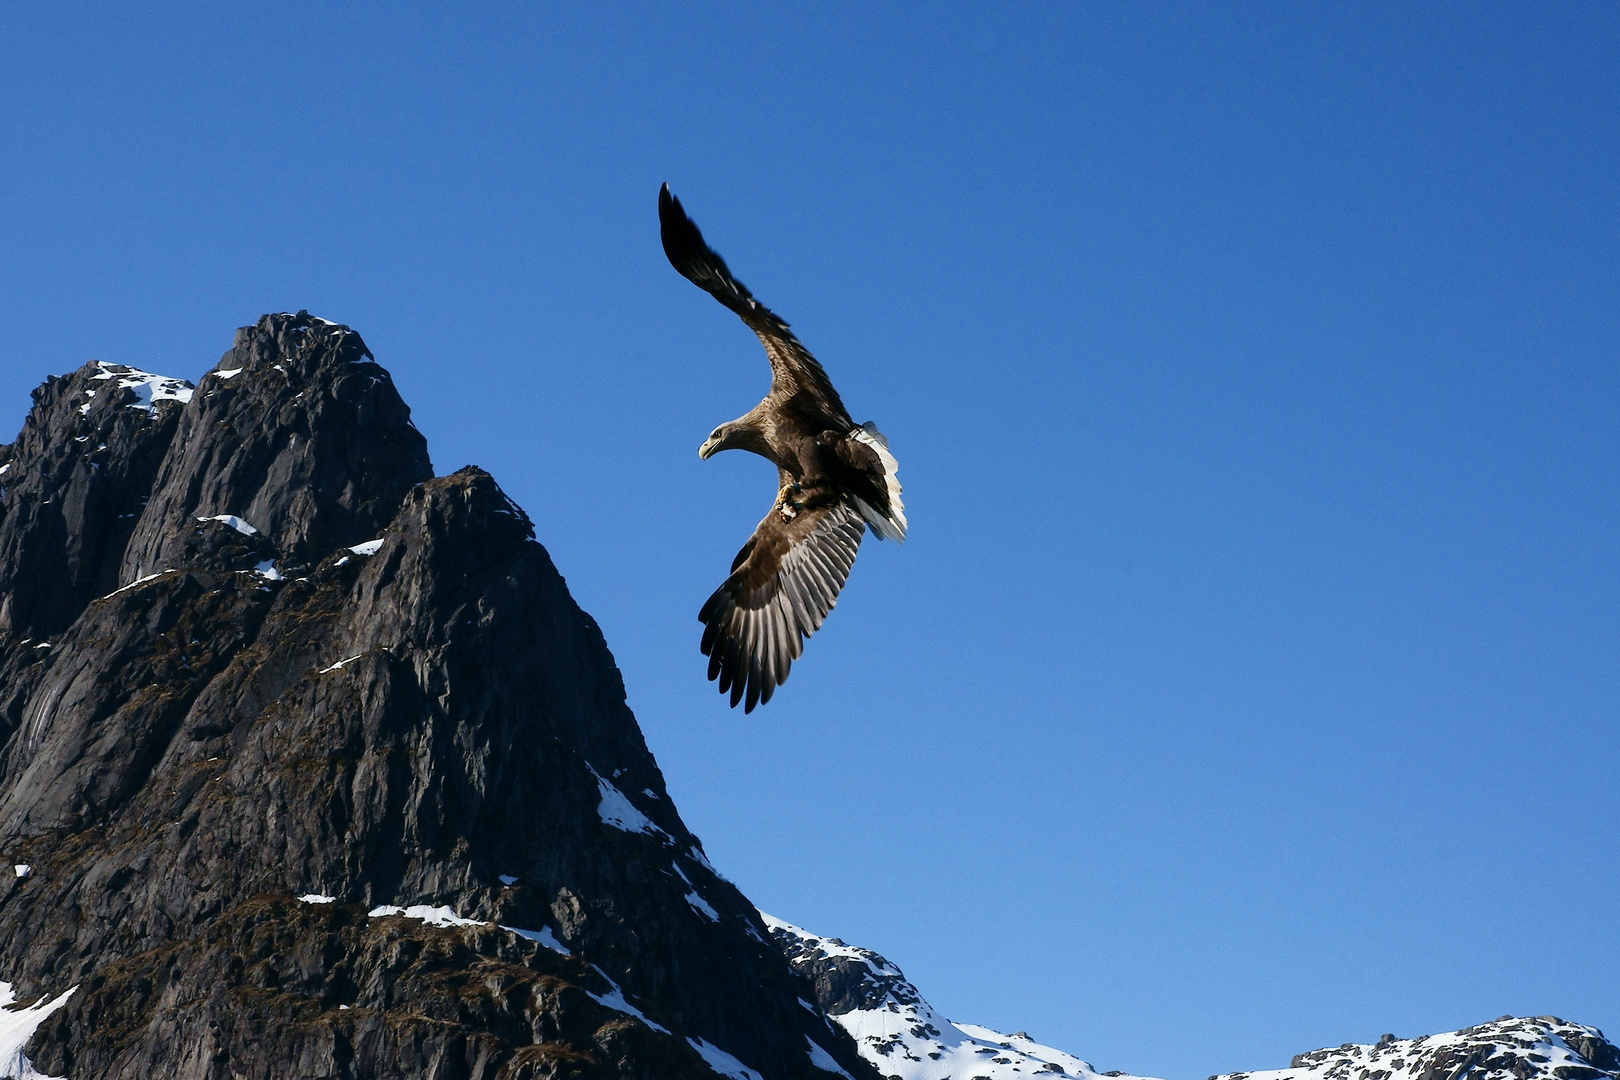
<box><xmin>710</xmin><ymin>428</ymin><xmax>722</xmax><ymax>441</ymax></box>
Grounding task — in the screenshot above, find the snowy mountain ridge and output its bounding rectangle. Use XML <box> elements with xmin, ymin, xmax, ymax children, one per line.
<box><xmin>762</xmin><ymin>913</ymin><xmax>1158</xmax><ymax>1080</ymax></box>
<box><xmin>1214</xmin><ymin>1017</ymin><xmax>1620</xmax><ymax>1080</ymax></box>
<box><xmin>766</xmin><ymin>915</ymin><xmax>1619</xmax><ymax>1080</ymax></box>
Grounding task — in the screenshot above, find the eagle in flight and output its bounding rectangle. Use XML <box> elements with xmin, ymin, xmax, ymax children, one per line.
<box><xmin>660</xmin><ymin>184</ymin><xmax>906</xmax><ymax>712</ymax></box>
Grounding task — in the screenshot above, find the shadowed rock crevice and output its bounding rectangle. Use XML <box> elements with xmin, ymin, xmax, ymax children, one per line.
<box><xmin>0</xmin><ymin>314</ymin><xmax>875</xmax><ymax>1080</ymax></box>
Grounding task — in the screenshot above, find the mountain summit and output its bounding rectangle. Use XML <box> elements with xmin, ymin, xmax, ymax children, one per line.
<box><xmin>0</xmin><ymin>313</ymin><xmax>873</xmax><ymax>1080</ymax></box>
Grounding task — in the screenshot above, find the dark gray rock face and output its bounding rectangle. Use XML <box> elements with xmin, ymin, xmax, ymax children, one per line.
<box><xmin>0</xmin><ymin>313</ymin><xmax>874</xmax><ymax>1080</ymax></box>
<box><xmin>0</xmin><ymin>363</ymin><xmax>188</xmax><ymax>642</ymax></box>
<box><xmin>118</xmin><ymin>313</ymin><xmax>433</xmax><ymax>581</ymax></box>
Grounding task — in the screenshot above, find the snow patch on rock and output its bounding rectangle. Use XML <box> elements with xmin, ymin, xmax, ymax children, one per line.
<box><xmin>687</xmin><ymin>1036</ymin><xmax>765</xmax><ymax>1080</ymax></box>
<box><xmin>369</xmin><ymin>904</ymin><xmax>483</xmax><ymax>928</ymax></box>
<box><xmin>806</xmin><ymin>1035</ymin><xmax>857</xmax><ymax>1077</ymax></box>
<box><xmin>92</xmin><ymin>362</ymin><xmax>194</xmax><ymax>415</ymax></box>
<box><xmin>502</xmin><ymin>925</ymin><xmax>570</xmax><ymax>955</ymax></box>
<box><xmin>588</xmin><ymin>966</ymin><xmax>670</xmax><ymax>1034</ymax></box>
<box><xmin>104</xmin><ymin>571</ymin><xmax>171</xmax><ymax>598</ymax></box>
<box><xmin>672</xmin><ymin>862</ymin><xmax>719</xmax><ymax>921</ymax></box>
<box><xmin>0</xmin><ymin>982</ymin><xmax>77</xmax><ymax>1080</ymax></box>
<box><xmin>197</xmin><ymin>514</ymin><xmax>258</xmax><ymax>536</ymax></box>
<box><xmin>589</xmin><ymin>765</ymin><xmax>670</xmax><ymax>840</ymax></box>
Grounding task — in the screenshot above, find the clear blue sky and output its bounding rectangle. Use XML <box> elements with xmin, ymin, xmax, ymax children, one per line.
<box><xmin>2</xmin><ymin>5</ymin><xmax>1615</xmax><ymax>1078</ymax></box>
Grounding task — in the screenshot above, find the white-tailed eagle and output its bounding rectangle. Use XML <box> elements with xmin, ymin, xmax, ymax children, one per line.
<box><xmin>660</xmin><ymin>184</ymin><xmax>907</xmax><ymax>712</ymax></box>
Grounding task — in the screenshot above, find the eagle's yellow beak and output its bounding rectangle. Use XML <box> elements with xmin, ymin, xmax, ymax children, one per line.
<box><xmin>699</xmin><ymin>437</ymin><xmax>720</xmax><ymax>460</ymax></box>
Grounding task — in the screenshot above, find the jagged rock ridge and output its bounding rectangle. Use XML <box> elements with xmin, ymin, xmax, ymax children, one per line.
<box><xmin>0</xmin><ymin>313</ymin><xmax>875</xmax><ymax>1080</ymax></box>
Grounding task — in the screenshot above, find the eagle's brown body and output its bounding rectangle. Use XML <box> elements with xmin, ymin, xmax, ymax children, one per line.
<box><xmin>660</xmin><ymin>184</ymin><xmax>906</xmax><ymax>712</ymax></box>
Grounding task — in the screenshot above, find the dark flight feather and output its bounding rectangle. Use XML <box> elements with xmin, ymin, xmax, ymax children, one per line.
<box><xmin>697</xmin><ymin>501</ymin><xmax>866</xmax><ymax>713</ymax></box>
<box><xmin>659</xmin><ymin>184</ymin><xmax>853</xmax><ymax>424</ymax></box>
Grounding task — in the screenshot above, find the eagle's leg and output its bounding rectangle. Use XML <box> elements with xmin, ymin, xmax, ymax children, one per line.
<box><xmin>777</xmin><ymin>480</ymin><xmax>803</xmax><ymax>522</ymax></box>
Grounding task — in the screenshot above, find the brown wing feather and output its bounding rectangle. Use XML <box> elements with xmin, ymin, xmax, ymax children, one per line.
<box><xmin>698</xmin><ymin>498</ymin><xmax>866</xmax><ymax>712</ymax></box>
<box><xmin>660</xmin><ymin>184</ymin><xmax>854</xmax><ymax>427</ymax></box>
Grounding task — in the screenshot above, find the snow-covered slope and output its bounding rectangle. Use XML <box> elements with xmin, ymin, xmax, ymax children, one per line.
<box><xmin>763</xmin><ymin>913</ymin><xmax>1159</xmax><ymax>1080</ymax></box>
<box><xmin>766</xmin><ymin>914</ymin><xmax>1619</xmax><ymax>1080</ymax></box>
<box><xmin>0</xmin><ymin>981</ymin><xmax>74</xmax><ymax>1080</ymax></box>
<box><xmin>1214</xmin><ymin>1017</ymin><xmax>1619</xmax><ymax>1080</ymax></box>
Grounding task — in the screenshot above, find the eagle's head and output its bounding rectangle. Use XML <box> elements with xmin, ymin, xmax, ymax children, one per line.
<box><xmin>700</xmin><ymin>418</ymin><xmax>770</xmax><ymax>460</ymax></box>
<box><xmin>698</xmin><ymin>424</ymin><xmax>725</xmax><ymax>459</ymax></box>
<box><xmin>699</xmin><ymin>422</ymin><xmax>740</xmax><ymax>460</ymax></box>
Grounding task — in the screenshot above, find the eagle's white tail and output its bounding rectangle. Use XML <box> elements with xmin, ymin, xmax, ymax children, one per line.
<box><xmin>850</xmin><ymin>422</ymin><xmax>907</xmax><ymax>542</ymax></box>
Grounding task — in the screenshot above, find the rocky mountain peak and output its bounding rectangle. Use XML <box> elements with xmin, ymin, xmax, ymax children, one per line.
<box><xmin>0</xmin><ymin>315</ymin><xmax>874</xmax><ymax>1080</ymax></box>
<box><xmin>119</xmin><ymin>310</ymin><xmax>433</xmax><ymax>583</ymax></box>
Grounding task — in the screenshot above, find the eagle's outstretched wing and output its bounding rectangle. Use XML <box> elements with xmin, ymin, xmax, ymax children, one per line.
<box><xmin>699</xmin><ymin>496</ymin><xmax>866</xmax><ymax>712</ymax></box>
<box><xmin>660</xmin><ymin>183</ymin><xmax>854</xmax><ymax>426</ymax></box>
